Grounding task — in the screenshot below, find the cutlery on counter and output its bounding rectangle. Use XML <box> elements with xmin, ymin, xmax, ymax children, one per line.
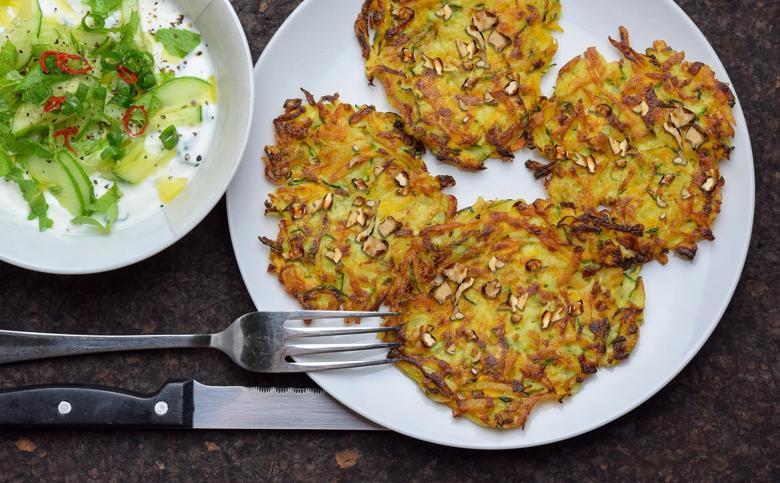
<box><xmin>0</xmin><ymin>310</ymin><xmax>400</xmax><ymax>372</ymax></box>
<box><xmin>0</xmin><ymin>380</ymin><xmax>382</xmax><ymax>430</ymax></box>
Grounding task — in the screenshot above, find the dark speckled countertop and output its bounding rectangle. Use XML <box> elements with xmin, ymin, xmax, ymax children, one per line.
<box><xmin>0</xmin><ymin>0</ymin><xmax>777</xmax><ymax>481</ymax></box>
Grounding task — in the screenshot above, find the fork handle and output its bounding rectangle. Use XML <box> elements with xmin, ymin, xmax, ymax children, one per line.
<box><xmin>0</xmin><ymin>330</ymin><xmax>212</xmax><ymax>364</ymax></box>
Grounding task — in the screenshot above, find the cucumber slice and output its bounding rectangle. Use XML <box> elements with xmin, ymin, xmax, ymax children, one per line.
<box><xmin>25</xmin><ymin>155</ymin><xmax>85</xmax><ymax>216</ymax></box>
<box><xmin>151</xmin><ymin>104</ymin><xmax>202</xmax><ymax>130</ymax></box>
<box><xmin>113</xmin><ymin>140</ymin><xmax>176</xmax><ymax>184</ymax></box>
<box><xmin>11</xmin><ymin>77</ymin><xmax>97</xmax><ymax>136</ymax></box>
<box><xmin>58</xmin><ymin>150</ymin><xmax>94</xmax><ymax>206</ymax></box>
<box><xmin>154</xmin><ymin>77</ymin><xmax>213</xmax><ymax>109</ymax></box>
<box><xmin>1</xmin><ymin>0</ymin><xmax>42</xmax><ymax>70</ymax></box>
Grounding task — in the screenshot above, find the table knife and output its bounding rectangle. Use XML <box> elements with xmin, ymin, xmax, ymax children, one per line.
<box><xmin>0</xmin><ymin>380</ymin><xmax>383</xmax><ymax>430</ymax></box>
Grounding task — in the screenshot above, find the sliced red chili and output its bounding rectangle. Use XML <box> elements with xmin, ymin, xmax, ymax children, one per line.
<box><xmin>56</xmin><ymin>53</ymin><xmax>92</xmax><ymax>75</ymax></box>
<box><xmin>117</xmin><ymin>65</ymin><xmax>138</xmax><ymax>85</ymax></box>
<box><xmin>39</xmin><ymin>51</ymin><xmax>59</xmax><ymax>74</ymax></box>
<box><xmin>54</xmin><ymin>127</ymin><xmax>79</xmax><ymax>154</ymax></box>
<box><xmin>43</xmin><ymin>96</ymin><xmax>67</xmax><ymax>113</ymax></box>
<box><xmin>122</xmin><ymin>105</ymin><xmax>149</xmax><ymax>137</ymax></box>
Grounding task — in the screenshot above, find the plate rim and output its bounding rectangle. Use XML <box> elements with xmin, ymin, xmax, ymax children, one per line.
<box><xmin>227</xmin><ymin>0</ymin><xmax>755</xmax><ymax>449</ymax></box>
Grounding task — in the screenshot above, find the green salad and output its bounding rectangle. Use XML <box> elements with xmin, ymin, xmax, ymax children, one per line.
<box><xmin>0</xmin><ymin>0</ymin><xmax>215</xmax><ymax>232</ymax></box>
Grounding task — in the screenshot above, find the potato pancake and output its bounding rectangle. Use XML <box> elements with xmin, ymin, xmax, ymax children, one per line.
<box><xmin>356</xmin><ymin>0</ymin><xmax>561</xmax><ymax>170</ymax></box>
<box><xmin>385</xmin><ymin>199</ymin><xmax>645</xmax><ymax>429</ymax></box>
<box><xmin>526</xmin><ymin>27</ymin><xmax>736</xmax><ymax>263</ymax></box>
<box><xmin>261</xmin><ymin>91</ymin><xmax>457</xmax><ymax>312</ymax></box>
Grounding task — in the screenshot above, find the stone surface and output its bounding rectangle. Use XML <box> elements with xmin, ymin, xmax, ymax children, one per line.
<box><xmin>0</xmin><ymin>0</ymin><xmax>777</xmax><ymax>480</ymax></box>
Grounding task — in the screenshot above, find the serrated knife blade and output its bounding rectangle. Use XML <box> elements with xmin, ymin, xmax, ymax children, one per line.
<box><xmin>192</xmin><ymin>382</ymin><xmax>383</xmax><ymax>430</ymax></box>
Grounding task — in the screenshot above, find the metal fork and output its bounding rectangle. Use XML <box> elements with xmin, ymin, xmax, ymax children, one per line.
<box><xmin>0</xmin><ymin>311</ymin><xmax>400</xmax><ymax>372</ymax></box>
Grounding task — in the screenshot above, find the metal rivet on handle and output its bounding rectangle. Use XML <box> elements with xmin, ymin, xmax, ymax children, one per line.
<box><xmin>154</xmin><ymin>401</ymin><xmax>169</xmax><ymax>416</ymax></box>
<box><xmin>57</xmin><ymin>401</ymin><xmax>72</xmax><ymax>415</ymax></box>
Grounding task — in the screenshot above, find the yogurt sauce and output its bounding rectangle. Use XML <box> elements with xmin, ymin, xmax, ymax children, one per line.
<box><xmin>0</xmin><ymin>0</ymin><xmax>218</xmax><ymax>235</ymax></box>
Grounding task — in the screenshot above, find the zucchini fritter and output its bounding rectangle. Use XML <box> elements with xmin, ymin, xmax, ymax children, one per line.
<box><xmin>386</xmin><ymin>199</ymin><xmax>645</xmax><ymax>429</ymax></box>
<box><xmin>527</xmin><ymin>27</ymin><xmax>736</xmax><ymax>263</ymax></box>
<box><xmin>356</xmin><ymin>0</ymin><xmax>561</xmax><ymax>170</ymax></box>
<box><xmin>261</xmin><ymin>91</ymin><xmax>457</xmax><ymax>312</ymax></box>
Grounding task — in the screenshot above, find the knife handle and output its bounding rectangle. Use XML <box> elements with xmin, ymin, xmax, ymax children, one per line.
<box><xmin>0</xmin><ymin>380</ymin><xmax>194</xmax><ymax>428</ymax></box>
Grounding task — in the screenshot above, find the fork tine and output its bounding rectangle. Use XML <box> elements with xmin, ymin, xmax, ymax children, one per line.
<box><xmin>283</xmin><ymin>358</ymin><xmax>398</xmax><ymax>373</ymax></box>
<box><xmin>285</xmin><ymin>342</ymin><xmax>399</xmax><ymax>357</ymax></box>
<box><xmin>285</xmin><ymin>325</ymin><xmax>399</xmax><ymax>338</ymax></box>
<box><xmin>281</xmin><ymin>310</ymin><xmax>399</xmax><ymax>320</ymax></box>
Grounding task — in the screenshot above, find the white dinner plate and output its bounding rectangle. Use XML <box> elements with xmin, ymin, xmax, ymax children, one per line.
<box><xmin>227</xmin><ymin>0</ymin><xmax>754</xmax><ymax>449</ymax></box>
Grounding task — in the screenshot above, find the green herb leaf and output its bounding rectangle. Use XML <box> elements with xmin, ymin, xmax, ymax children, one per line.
<box><xmin>72</xmin><ymin>215</ymin><xmax>109</xmax><ymax>233</ymax></box>
<box><xmin>74</xmin><ymin>182</ymin><xmax>122</xmax><ymax>233</ymax></box>
<box><xmin>5</xmin><ymin>168</ymin><xmax>54</xmax><ymax>231</ymax></box>
<box><xmin>84</xmin><ymin>0</ymin><xmax>122</xmax><ymax>16</ymax></box>
<box><xmin>0</xmin><ymin>151</ymin><xmax>12</xmax><ymax>177</ymax></box>
<box><xmin>154</xmin><ymin>28</ymin><xmax>201</xmax><ymax>58</ymax></box>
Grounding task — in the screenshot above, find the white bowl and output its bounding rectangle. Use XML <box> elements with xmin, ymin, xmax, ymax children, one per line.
<box><xmin>0</xmin><ymin>0</ymin><xmax>254</xmax><ymax>274</ymax></box>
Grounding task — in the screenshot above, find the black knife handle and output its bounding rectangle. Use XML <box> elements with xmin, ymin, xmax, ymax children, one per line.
<box><xmin>0</xmin><ymin>380</ymin><xmax>194</xmax><ymax>428</ymax></box>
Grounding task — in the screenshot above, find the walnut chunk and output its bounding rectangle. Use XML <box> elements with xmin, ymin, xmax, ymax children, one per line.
<box><xmin>455</xmin><ymin>277</ymin><xmax>475</xmax><ymax>301</ymax></box>
<box><xmin>325</xmin><ymin>247</ymin><xmax>342</xmax><ymax>264</ymax></box>
<box><xmin>685</xmin><ymin>126</ymin><xmax>705</xmax><ymax>149</ymax></box>
<box><xmin>421</xmin><ymin>332</ymin><xmax>436</xmax><ymax>348</ymax></box>
<box><xmin>465</xmin><ymin>25</ymin><xmax>485</xmax><ymax>50</ymax></box>
<box><xmin>435</xmin><ymin>4</ymin><xmax>452</xmax><ymax>20</ymax></box>
<box><xmin>352</xmin><ymin>178</ymin><xmax>368</xmax><ymax>190</ymax></box>
<box><xmin>432</xmin><ymin>283</ymin><xmax>453</xmax><ymax>304</ymax></box>
<box><xmin>433</xmin><ymin>57</ymin><xmax>444</xmax><ymax>76</ymax></box>
<box><xmin>488</xmin><ymin>256</ymin><xmax>505</xmax><ymax>272</ymax></box>
<box><xmin>663</xmin><ymin>122</ymin><xmax>683</xmax><ymax>147</ymax></box>
<box><xmin>633</xmin><ymin>100</ymin><xmax>649</xmax><ymax>116</ymax></box>
<box><xmin>586</xmin><ymin>155</ymin><xmax>597</xmax><ymax>174</ymax></box>
<box><xmin>443</xmin><ymin>263</ymin><xmax>468</xmax><ymax>284</ymax></box>
<box><xmin>482</xmin><ymin>279</ymin><xmax>501</xmax><ymax>299</ymax></box>
<box><xmin>525</xmin><ymin>259</ymin><xmax>542</xmax><ymax>272</ymax></box>
<box><xmin>487</xmin><ymin>30</ymin><xmax>510</xmax><ymax>52</ymax></box>
<box><xmin>681</xmin><ymin>187</ymin><xmax>692</xmax><ymax>199</ymax></box>
<box><xmin>377</xmin><ymin>216</ymin><xmax>401</xmax><ymax>237</ymax></box>
<box><xmin>394</xmin><ymin>171</ymin><xmax>409</xmax><ymax>187</ymax></box>
<box><xmin>472</xmin><ymin>10</ymin><xmax>498</xmax><ymax>31</ymax></box>
<box><xmin>700</xmin><ymin>177</ymin><xmax>717</xmax><ymax>192</ymax></box>
<box><xmin>670</xmin><ymin>106</ymin><xmax>695</xmax><ymax>128</ymax></box>
<box><xmin>503</xmin><ymin>80</ymin><xmax>519</xmax><ymax>96</ymax></box>
<box><xmin>541</xmin><ymin>310</ymin><xmax>552</xmax><ymax>329</ymax></box>
<box><xmin>361</xmin><ymin>236</ymin><xmax>387</xmax><ymax>257</ymax></box>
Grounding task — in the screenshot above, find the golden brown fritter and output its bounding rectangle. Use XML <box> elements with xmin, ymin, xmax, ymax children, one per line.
<box><xmin>385</xmin><ymin>199</ymin><xmax>645</xmax><ymax>429</ymax></box>
<box><xmin>261</xmin><ymin>91</ymin><xmax>457</xmax><ymax>312</ymax></box>
<box><xmin>526</xmin><ymin>27</ymin><xmax>736</xmax><ymax>263</ymax></box>
<box><xmin>356</xmin><ymin>0</ymin><xmax>561</xmax><ymax>170</ymax></box>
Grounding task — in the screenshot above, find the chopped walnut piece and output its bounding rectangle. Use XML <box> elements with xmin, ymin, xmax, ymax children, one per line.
<box><xmin>362</xmin><ymin>236</ymin><xmax>388</xmax><ymax>257</ymax></box>
<box><xmin>377</xmin><ymin>216</ymin><xmax>401</xmax><ymax>237</ymax></box>
<box><xmin>443</xmin><ymin>263</ymin><xmax>468</xmax><ymax>284</ymax></box>
<box><xmin>482</xmin><ymin>279</ymin><xmax>501</xmax><ymax>299</ymax></box>
<box><xmin>472</xmin><ymin>10</ymin><xmax>498</xmax><ymax>31</ymax></box>
<box><xmin>432</xmin><ymin>283</ymin><xmax>453</xmax><ymax>304</ymax></box>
